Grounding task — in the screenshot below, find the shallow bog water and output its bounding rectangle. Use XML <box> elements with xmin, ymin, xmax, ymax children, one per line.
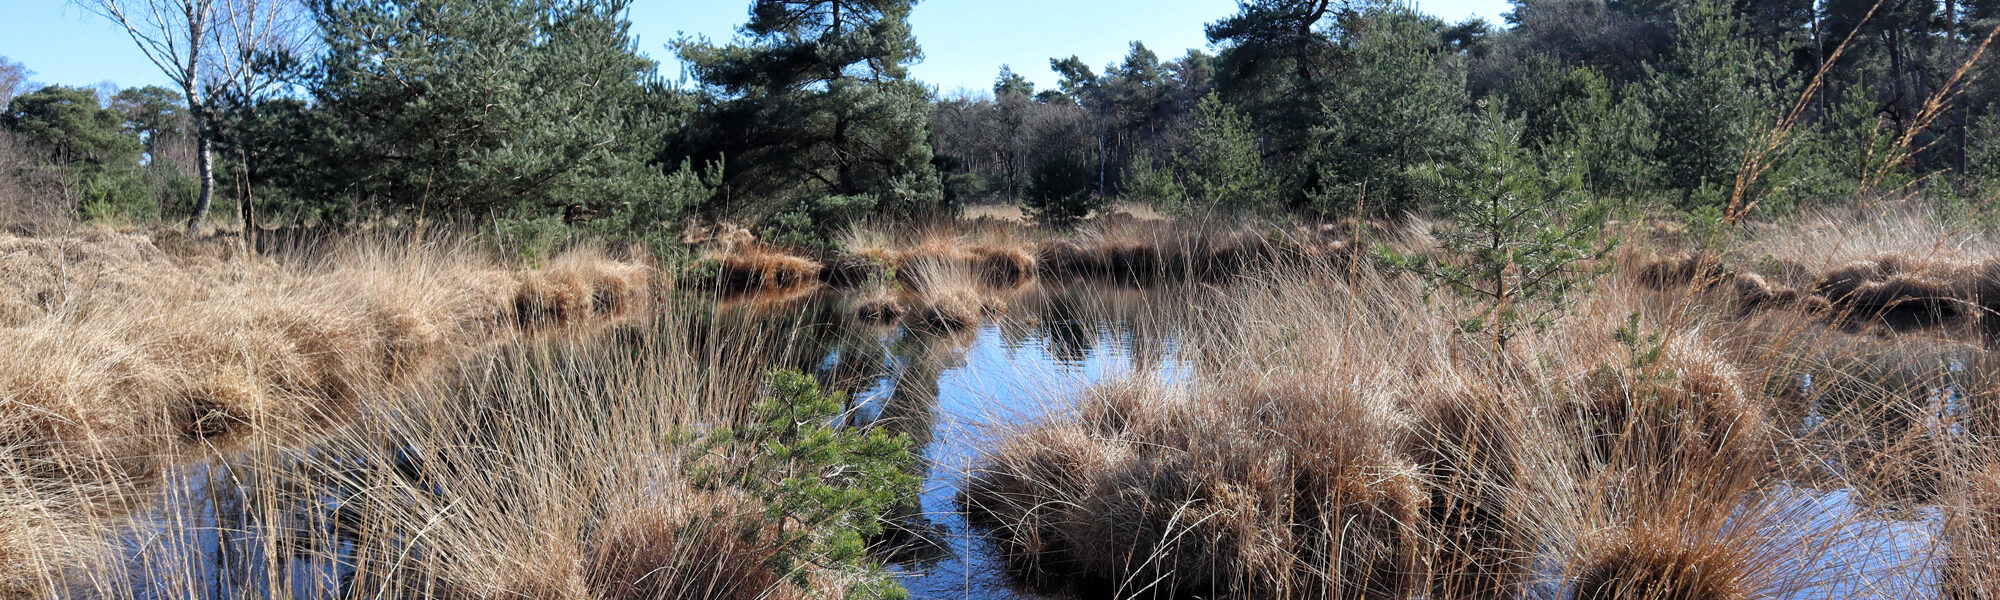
<box><xmin>105</xmin><ymin>281</ymin><xmax>1970</xmax><ymax>600</ymax></box>
<box><xmin>713</xmin><ymin>282</ymin><xmax>1193</xmax><ymax>599</ymax></box>
<box><xmin>819</xmin><ymin>316</ymin><xmax>1191</xmax><ymax>599</ymax></box>
<box><xmin>778</xmin><ymin>285</ymin><xmax>1956</xmax><ymax>600</ymax></box>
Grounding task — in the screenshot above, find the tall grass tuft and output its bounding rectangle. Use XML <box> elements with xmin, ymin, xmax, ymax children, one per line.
<box><xmin>0</xmin><ymin>227</ymin><xmax>912</xmax><ymax>599</ymax></box>
<box><xmin>960</xmin><ymin>209</ymin><xmax>1986</xmax><ymax>599</ymax></box>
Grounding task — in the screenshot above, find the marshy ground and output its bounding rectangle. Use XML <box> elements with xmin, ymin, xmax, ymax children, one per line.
<box><xmin>6</xmin><ymin>207</ymin><xmax>2000</xmax><ymax>600</ymax></box>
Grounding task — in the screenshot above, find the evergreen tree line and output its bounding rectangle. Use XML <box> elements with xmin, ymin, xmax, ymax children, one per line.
<box><xmin>940</xmin><ymin>0</ymin><xmax>2000</xmax><ymax>224</ymax></box>
<box><xmin>3</xmin><ymin>0</ymin><xmax>1998</xmax><ymax>243</ymax></box>
<box><xmin>0</xmin><ymin>60</ymin><xmax>203</xmax><ymax>225</ymax></box>
<box><xmin>956</xmin><ymin>0</ymin><xmax>2000</xmax><ymax>224</ymax></box>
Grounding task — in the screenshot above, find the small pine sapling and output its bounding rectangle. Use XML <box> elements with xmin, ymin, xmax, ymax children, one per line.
<box><xmin>672</xmin><ymin>369</ymin><xmax>919</xmax><ymax>593</ymax></box>
<box><xmin>1380</xmin><ymin>103</ymin><xmax>1615</xmax><ymax>351</ymax></box>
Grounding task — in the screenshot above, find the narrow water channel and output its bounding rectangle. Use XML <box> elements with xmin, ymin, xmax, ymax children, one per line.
<box><xmin>756</xmin><ymin>282</ymin><xmax>1194</xmax><ymax>599</ymax></box>
<box><xmin>831</xmin><ymin>321</ymin><xmax>1189</xmax><ymax>598</ymax></box>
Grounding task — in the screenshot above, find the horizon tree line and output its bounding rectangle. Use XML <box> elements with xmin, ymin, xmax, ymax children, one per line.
<box><xmin>0</xmin><ymin>0</ymin><xmax>1995</xmax><ymax>246</ymax></box>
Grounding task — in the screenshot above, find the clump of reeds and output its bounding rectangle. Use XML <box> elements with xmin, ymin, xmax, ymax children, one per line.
<box><xmin>911</xmin><ymin>289</ymin><xmax>982</xmax><ymax>332</ymax></box>
<box><xmin>851</xmin><ymin>290</ymin><xmax>907</xmax><ymax>324</ymax></box>
<box><xmin>965</xmin><ymin>244</ymin><xmax>1038</xmax><ymax>288</ymax></box>
<box><xmin>902</xmin><ymin>254</ymin><xmax>1009</xmax><ymax>333</ymax></box>
<box><xmin>1630</xmin><ymin>252</ymin><xmax>1828</xmax><ymax>316</ymax></box>
<box><xmin>693</xmin><ymin>246</ymin><xmax>823</xmax><ymax>294</ymax></box>
<box><xmin>1635</xmin><ymin>252</ymin><xmax>1731</xmax><ymax>291</ymax></box>
<box><xmin>876</xmin><ymin>222</ymin><xmax>1041</xmax><ymax>291</ymax></box>
<box><xmin>1402</xmin><ymin>382</ymin><xmax>1536</xmax><ymax>599</ymax></box>
<box><xmin>1943</xmin><ymin>462</ymin><xmax>2000</xmax><ymax>600</ymax></box>
<box><xmin>1572</xmin><ymin>336</ymin><xmax>1769</xmax><ymax>498</ymax></box>
<box><xmin>0</xmin><ymin>326</ymin><xmax>174</xmax><ymax>498</ymax></box>
<box><xmin>1570</xmin><ymin>519</ymin><xmax>1757</xmax><ymax>600</ymax></box>
<box><xmin>516</xmin><ymin>250</ymin><xmax>656</xmax><ymax>328</ymax></box>
<box><xmin>585</xmin><ymin>494</ymin><xmax>806</xmax><ymax>600</ymax></box>
<box><xmin>0</xmin><ymin>229</ymin><xmax>665</xmax><ymax>593</ymax></box>
<box><xmin>966</xmin><ymin>227</ymin><xmax>1916</xmax><ymax>599</ymax></box>
<box><xmin>964</xmin><ymin>372</ymin><xmax>1432</xmax><ymax>597</ymax></box>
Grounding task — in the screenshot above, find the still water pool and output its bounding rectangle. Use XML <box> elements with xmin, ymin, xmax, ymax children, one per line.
<box><xmin>779</xmin><ymin>285</ymin><xmax>1193</xmax><ymax>599</ymax></box>
<box><xmin>110</xmin><ymin>281</ymin><xmax>1967</xmax><ymax>600</ymax></box>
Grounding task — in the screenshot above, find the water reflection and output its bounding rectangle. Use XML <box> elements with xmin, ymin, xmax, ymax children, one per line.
<box><xmin>779</xmin><ymin>282</ymin><xmax>1196</xmax><ymax>599</ymax></box>
<box><xmin>97</xmin><ymin>278</ymin><xmax>1977</xmax><ymax>600</ymax></box>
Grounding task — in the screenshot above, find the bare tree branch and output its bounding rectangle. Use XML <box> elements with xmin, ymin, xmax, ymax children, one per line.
<box><xmin>74</xmin><ymin>0</ymin><xmax>308</xmax><ymax>234</ymax></box>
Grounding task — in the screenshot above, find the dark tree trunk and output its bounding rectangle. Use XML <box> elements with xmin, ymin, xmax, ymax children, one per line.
<box><xmin>239</xmin><ymin>152</ymin><xmax>258</xmax><ymax>252</ymax></box>
<box><xmin>187</xmin><ymin>97</ymin><xmax>215</xmax><ymax>236</ymax></box>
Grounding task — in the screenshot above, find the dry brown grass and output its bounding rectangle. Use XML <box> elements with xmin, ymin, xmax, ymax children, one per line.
<box><xmin>960</xmin><ymin>207</ymin><xmax>1994</xmax><ymax>599</ymax></box>
<box><xmin>87</xmin><ymin>316</ymin><xmax>865</xmax><ymax>600</ymax></box>
<box><xmin>1402</xmin><ymin>382</ymin><xmax>1535</xmax><ymax>599</ymax></box>
<box><xmin>851</xmin><ymin>287</ymin><xmax>907</xmax><ymax>324</ymax></box>
<box><xmin>1570</xmin><ymin>519</ymin><xmax>1757</xmax><ymax>600</ymax></box>
<box><xmin>696</xmin><ymin>245</ymin><xmax>823</xmax><ymax>295</ymax></box>
<box><xmin>0</xmin><ymin>228</ymin><xmax>669</xmax><ymax>597</ymax></box>
<box><xmin>965</xmin><ymin>373</ymin><xmax>1430</xmax><ymax>599</ymax></box>
<box><xmin>584</xmin><ymin>492</ymin><xmax>803</xmax><ymax>600</ymax></box>
<box><xmin>16</xmin><ymin>207</ymin><xmax>2000</xmax><ymax>599</ymax></box>
<box><xmin>1631</xmin><ymin>211</ymin><xmax>2000</xmax><ymax>345</ymax></box>
<box><xmin>964</xmin><ymin>268</ymin><xmax>1442</xmax><ymax>599</ymax></box>
<box><xmin>905</xmin><ymin>257</ymin><xmax>996</xmax><ymax>333</ymax></box>
<box><xmin>700</xmin><ymin>216</ymin><xmax>1396</xmax><ymax>301</ymax></box>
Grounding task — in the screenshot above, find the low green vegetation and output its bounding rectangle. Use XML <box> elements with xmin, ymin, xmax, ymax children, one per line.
<box><xmin>676</xmin><ymin>369</ymin><xmax>919</xmax><ymax>595</ymax></box>
<box><xmin>1382</xmin><ymin>103</ymin><xmax>1614</xmax><ymax>350</ymax></box>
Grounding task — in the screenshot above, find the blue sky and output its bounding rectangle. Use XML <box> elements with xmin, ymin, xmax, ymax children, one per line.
<box><xmin>2</xmin><ymin>0</ymin><xmax>1511</xmax><ymax>96</ymax></box>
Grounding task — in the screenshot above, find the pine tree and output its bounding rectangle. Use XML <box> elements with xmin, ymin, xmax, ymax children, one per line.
<box><xmin>1971</xmin><ymin>105</ymin><xmax>2000</xmax><ymax>195</ymax></box>
<box><xmin>308</xmin><ymin>0</ymin><xmax>684</xmax><ymax>220</ymax></box>
<box><xmin>109</xmin><ymin>86</ymin><xmax>188</xmax><ymax>159</ymax></box>
<box><xmin>1024</xmin><ymin>150</ymin><xmax>1097</xmax><ymax>228</ymax></box>
<box><xmin>1124</xmin><ymin>153</ymin><xmax>1184</xmax><ymax>210</ymax></box>
<box><xmin>1207</xmin><ymin>0</ymin><xmax>1346</xmax><ymax>165</ymax></box>
<box><xmin>1174</xmin><ymin>93</ymin><xmax>1271</xmax><ymax>215</ymax></box>
<box><xmin>1310</xmin><ymin>7</ymin><xmax>1470</xmax><ymax>216</ymax></box>
<box><xmin>1383</xmin><ymin>103</ymin><xmax>1612</xmax><ymax>351</ymax></box>
<box><xmin>675</xmin><ymin>0</ymin><xmax>942</xmax><ymax>229</ymax></box>
<box><xmin>3</xmin><ymin>85</ymin><xmax>155</xmax><ymax>220</ymax></box>
<box><xmin>1637</xmin><ymin>0</ymin><xmax>1785</xmax><ymax>207</ymax></box>
<box><xmin>993</xmin><ymin>64</ymin><xmax>1035</xmax><ymax>98</ymax></box>
<box><xmin>1506</xmin><ymin>59</ymin><xmax>1659</xmax><ymax>197</ymax></box>
<box><xmin>4</xmin><ymin>86</ymin><xmax>142</xmax><ymax>166</ymax></box>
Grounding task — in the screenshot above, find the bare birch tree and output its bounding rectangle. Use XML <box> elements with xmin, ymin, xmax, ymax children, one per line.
<box><xmin>76</xmin><ymin>0</ymin><xmax>305</xmax><ymax>235</ymax></box>
<box><xmin>209</xmin><ymin>0</ymin><xmax>310</xmax><ymax>245</ymax></box>
<box><xmin>0</xmin><ymin>56</ymin><xmax>30</xmax><ymax>107</ymax></box>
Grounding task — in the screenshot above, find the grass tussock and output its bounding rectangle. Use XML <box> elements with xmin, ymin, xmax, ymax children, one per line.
<box><xmin>962</xmin><ymin>208</ymin><xmax>1990</xmax><ymax>599</ymax></box>
<box><xmin>1570</xmin><ymin>520</ymin><xmax>1757</xmax><ymax>600</ymax></box>
<box><xmin>1944</xmin><ymin>462</ymin><xmax>2000</xmax><ymax>600</ymax></box>
<box><xmin>1401</xmin><ymin>383</ymin><xmax>1535</xmax><ymax>599</ymax></box>
<box><xmin>963</xmin><ymin>278</ymin><xmax>1442</xmax><ymax>599</ymax></box>
<box><xmin>0</xmin><ymin>228</ymin><xmax>662</xmax><ymax>595</ymax></box>
<box><xmin>694</xmin><ymin>246</ymin><xmax>823</xmax><ymax>295</ymax></box>
<box><xmin>850</xmin><ymin>287</ymin><xmax>907</xmax><ymax>324</ymax></box>
<box><xmin>963</xmin><ymin>374</ymin><xmax>1431</xmax><ymax>599</ymax></box>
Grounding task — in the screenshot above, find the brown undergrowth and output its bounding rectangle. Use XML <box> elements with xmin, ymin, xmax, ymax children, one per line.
<box><xmin>693</xmin><ymin>217</ymin><xmax>1392</xmax><ymax>334</ymax></box>
<box><xmin>698</xmin><ymin>217</ymin><xmax>1387</xmax><ymax>289</ymax></box>
<box><xmin>1635</xmin><ymin>209</ymin><xmax>2000</xmax><ymax>345</ymax></box>
<box><xmin>86</xmin><ymin>310</ymin><xmax>882</xmax><ymax>600</ymax></box>
<box><xmin>0</xmin><ymin>227</ymin><xmax>664</xmax><ymax>597</ymax></box>
<box><xmin>962</xmin><ymin>208</ymin><xmax>1987</xmax><ymax>599</ymax></box>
